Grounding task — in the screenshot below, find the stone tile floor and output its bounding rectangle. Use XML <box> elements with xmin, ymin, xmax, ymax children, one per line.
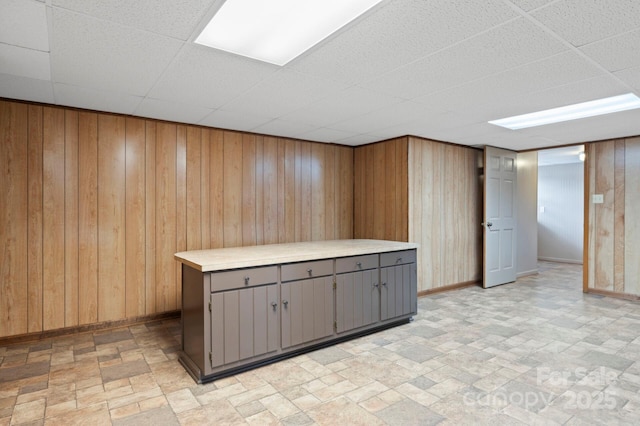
<box><xmin>1</xmin><ymin>261</ymin><xmax>639</xmax><ymax>425</ymax></box>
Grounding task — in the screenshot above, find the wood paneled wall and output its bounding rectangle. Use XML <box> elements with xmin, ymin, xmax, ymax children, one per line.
<box><xmin>353</xmin><ymin>138</ymin><xmax>408</xmax><ymax>241</ymax></box>
<box><xmin>408</xmin><ymin>137</ymin><xmax>483</xmax><ymax>292</ymax></box>
<box><xmin>353</xmin><ymin>136</ymin><xmax>482</xmax><ymax>292</ymax></box>
<box><xmin>0</xmin><ymin>99</ymin><xmax>353</xmax><ymax>338</ymax></box>
<box><xmin>586</xmin><ymin>137</ymin><xmax>640</xmax><ymax>296</ymax></box>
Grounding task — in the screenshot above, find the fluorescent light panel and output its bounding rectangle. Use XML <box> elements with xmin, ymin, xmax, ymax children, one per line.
<box><xmin>195</xmin><ymin>0</ymin><xmax>384</xmax><ymax>66</ymax></box>
<box><xmin>489</xmin><ymin>93</ymin><xmax>640</xmax><ymax>130</ymax></box>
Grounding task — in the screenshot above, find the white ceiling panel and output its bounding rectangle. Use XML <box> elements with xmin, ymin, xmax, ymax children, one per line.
<box><xmin>0</xmin><ymin>0</ymin><xmax>49</xmax><ymax>51</ymax></box>
<box><xmin>50</xmin><ymin>8</ymin><xmax>183</xmax><ymax>96</ymax></box>
<box><xmin>531</xmin><ymin>0</ymin><xmax>640</xmax><ymax>47</ymax></box>
<box><xmin>0</xmin><ymin>73</ymin><xmax>54</xmax><ymax>104</ymax></box>
<box><xmin>291</xmin><ymin>0</ymin><xmax>518</xmax><ymax>85</ymax></box>
<box><xmin>54</xmin><ymin>83</ymin><xmax>142</xmax><ymax>115</ymax></box>
<box><xmin>219</xmin><ymin>70</ymin><xmax>348</xmax><ymax>118</ymax></box>
<box><xmin>361</xmin><ymin>18</ymin><xmax>568</xmax><ymax>99</ymax></box>
<box><xmin>2</xmin><ymin>0</ymin><xmax>639</xmax><ymax>151</ymax></box>
<box><xmin>52</xmin><ymin>0</ymin><xmax>215</xmax><ymax>40</ymax></box>
<box><xmin>0</xmin><ymin>44</ymin><xmax>50</xmax><ymax>81</ymax></box>
<box><xmin>198</xmin><ymin>109</ymin><xmax>273</xmax><ymax>133</ymax></box>
<box><xmin>580</xmin><ymin>29</ymin><xmax>640</xmax><ymax>73</ymax></box>
<box><xmin>147</xmin><ymin>44</ymin><xmax>278</xmax><ymax>109</ymax></box>
<box><xmin>251</xmin><ymin>119</ymin><xmax>316</xmax><ymax>139</ymax></box>
<box><xmin>134</xmin><ymin>97</ymin><xmax>213</xmax><ymax>125</ymax></box>
<box><xmin>282</xmin><ymin>86</ymin><xmax>404</xmax><ymax>128</ymax></box>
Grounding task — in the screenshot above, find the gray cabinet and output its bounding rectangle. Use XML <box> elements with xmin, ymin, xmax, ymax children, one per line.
<box><xmin>336</xmin><ymin>254</ymin><xmax>379</xmax><ymax>333</ymax></box>
<box><xmin>178</xmin><ymin>244</ymin><xmax>417</xmax><ymax>384</ymax></box>
<box><xmin>281</xmin><ymin>260</ymin><xmax>334</xmax><ymax>348</ymax></box>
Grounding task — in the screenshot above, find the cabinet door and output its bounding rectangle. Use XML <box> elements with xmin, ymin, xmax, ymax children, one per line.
<box><xmin>210</xmin><ymin>284</ymin><xmax>279</xmax><ymax>367</ymax></box>
<box><xmin>336</xmin><ymin>269</ymin><xmax>379</xmax><ymax>333</ymax></box>
<box><xmin>380</xmin><ymin>263</ymin><xmax>417</xmax><ymax>321</ymax></box>
<box><xmin>281</xmin><ymin>277</ymin><xmax>333</xmax><ymax>349</ymax></box>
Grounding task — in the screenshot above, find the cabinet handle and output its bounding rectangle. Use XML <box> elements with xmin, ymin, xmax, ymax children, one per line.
<box><xmin>283</xmin><ymin>300</ymin><xmax>289</xmax><ymax>308</ymax></box>
<box><xmin>307</xmin><ymin>268</ymin><xmax>313</xmax><ymax>276</ymax></box>
<box><xmin>271</xmin><ymin>302</ymin><xmax>277</xmax><ymax>311</ymax></box>
<box><xmin>373</xmin><ymin>283</ymin><xmax>379</xmax><ymax>288</ymax></box>
<box><xmin>396</xmin><ymin>257</ymin><xmax>402</xmax><ymax>264</ymax></box>
<box><xmin>356</xmin><ymin>262</ymin><xmax>362</xmax><ymax>268</ymax></box>
<box><xmin>244</xmin><ymin>276</ymin><xmax>250</xmax><ymax>285</ymax></box>
<box><xmin>382</xmin><ymin>282</ymin><xmax>387</xmax><ymax>287</ymax></box>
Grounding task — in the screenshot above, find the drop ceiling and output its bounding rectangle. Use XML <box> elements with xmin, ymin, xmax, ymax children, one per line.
<box><xmin>1</xmin><ymin>0</ymin><xmax>639</xmax><ymax>151</ymax></box>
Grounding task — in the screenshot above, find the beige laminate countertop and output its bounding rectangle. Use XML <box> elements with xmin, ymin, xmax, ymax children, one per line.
<box><xmin>174</xmin><ymin>239</ymin><xmax>418</xmax><ymax>272</ymax></box>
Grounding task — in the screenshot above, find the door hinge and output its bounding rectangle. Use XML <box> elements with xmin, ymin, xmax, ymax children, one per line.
<box><xmin>208</xmin><ymin>301</ymin><xmax>212</xmax><ymax>312</ymax></box>
<box><xmin>333</xmin><ymin>281</ymin><xmax>337</xmax><ymax>290</ymax></box>
<box><xmin>209</xmin><ymin>351</ymin><xmax>212</xmax><ymax>366</ymax></box>
<box><xmin>333</xmin><ymin>321</ymin><xmax>337</xmax><ymax>330</ymax></box>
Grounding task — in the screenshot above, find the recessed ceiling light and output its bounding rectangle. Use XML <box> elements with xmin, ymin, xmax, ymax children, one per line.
<box><xmin>195</xmin><ymin>0</ymin><xmax>384</xmax><ymax>66</ymax></box>
<box><xmin>488</xmin><ymin>93</ymin><xmax>640</xmax><ymax>130</ymax></box>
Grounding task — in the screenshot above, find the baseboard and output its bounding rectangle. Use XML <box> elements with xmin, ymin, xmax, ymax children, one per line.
<box><xmin>517</xmin><ymin>269</ymin><xmax>539</xmax><ymax>278</ymax></box>
<box><xmin>0</xmin><ymin>310</ymin><xmax>181</xmax><ymax>346</ymax></box>
<box><xmin>538</xmin><ymin>257</ymin><xmax>583</xmax><ymax>265</ymax></box>
<box><xmin>584</xmin><ymin>288</ymin><xmax>640</xmax><ymax>302</ymax></box>
<box><xmin>418</xmin><ymin>280</ymin><xmax>479</xmax><ymax>297</ymax></box>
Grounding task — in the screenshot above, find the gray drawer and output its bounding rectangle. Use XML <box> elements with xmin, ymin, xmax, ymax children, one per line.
<box><xmin>210</xmin><ymin>266</ymin><xmax>278</xmax><ymax>292</ymax></box>
<box><xmin>281</xmin><ymin>259</ymin><xmax>333</xmax><ymax>282</ymax></box>
<box><xmin>336</xmin><ymin>254</ymin><xmax>378</xmax><ymax>274</ymax></box>
<box><xmin>380</xmin><ymin>250</ymin><xmax>416</xmax><ymax>268</ymax></box>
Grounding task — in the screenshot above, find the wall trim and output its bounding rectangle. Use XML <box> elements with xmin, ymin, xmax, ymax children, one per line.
<box><xmin>418</xmin><ymin>280</ymin><xmax>480</xmax><ymax>297</ymax></box>
<box><xmin>0</xmin><ymin>310</ymin><xmax>180</xmax><ymax>347</ymax></box>
<box><xmin>585</xmin><ymin>288</ymin><xmax>640</xmax><ymax>302</ymax></box>
<box><xmin>538</xmin><ymin>257</ymin><xmax>583</xmax><ymax>265</ymax></box>
<box><xmin>517</xmin><ymin>269</ymin><xmax>539</xmax><ymax>278</ymax></box>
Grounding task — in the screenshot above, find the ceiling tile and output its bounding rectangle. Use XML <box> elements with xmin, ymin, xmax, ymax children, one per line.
<box><xmin>147</xmin><ymin>44</ymin><xmax>278</xmax><ymax>109</ymax></box>
<box><xmin>0</xmin><ymin>44</ymin><xmax>50</xmax><ymax>80</ymax></box>
<box><xmin>330</xmin><ymin>100</ymin><xmax>441</xmax><ymax>133</ymax></box>
<box><xmin>52</xmin><ymin>0</ymin><xmax>215</xmax><ymax>40</ymax></box>
<box><xmin>508</xmin><ymin>0</ymin><xmax>556</xmax><ymax>12</ymax></box>
<box><xmin>251</xmin><ymin>119</ymin><xmax>315</xmax><ymax>139</ymax></box>
<box><xmin>334</xmin><ymin>134</ymin><xmax>381</xmax><ymax>146</ymax></box>
<box><xmin>297</xmin><ymin>127</ymin><xmax>354</xmax><ymax>143</ymax></box>
<box><xmin>54</xmin><ymin>83</ymin><xmax>142</xmax><ymax>114</ymax></box>
<box><xmin>220</xmin><ymin>70</ymin><xmax>349</xmax><ymax>119</ymax></box>
<box><xmin>580</xmin><ymin>29</ymin><xmax>640</xmax><ymax>72</ymax></box>
<box><xmin>0</xmin><ymin>0</ymin><xmax>49</xmax><ymax>50</ymax></box>
<box><xmin>198</xmin><ymin>109</ymin><xmax>273</xmax><ymax>133</ymax></box>
<box><xmin>361</xmin><ymin>17</ymin><xmax>567</xmax><ymax>99</ymax></box>
<box><xmin>290</xmin><ymin>0</ymin><xmax>517</xmax><ymax>85</ymax></box>
<box><xmin>0</xmin><ymin>73</ymin><xmax>54</xmax><ymax>104</ymax></box>
<box><xmin>134</xmin><ymin>97</ymin><xmax>213</xmax><ymax>124</ymax></box>
<box><xmin>50</xmin><ymin>8</ymin><xmax>183</xmax><ymax>96</ymax></box>
<box><xmin>283</xmin><ymin>86</ymin><xmax>403</xmax><ymax>128</ymax></box>
<box><xmin>531</xmin><ymin>0</ymin><xmax>640</xmax><ymax>47</ymax></box>
<box><xmin>613</xmin><ymin>66</ymin><xmax>640</xmax><ymax>91</ymax></box>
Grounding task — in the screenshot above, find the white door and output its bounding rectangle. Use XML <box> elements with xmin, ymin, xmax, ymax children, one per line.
<box><xmin>483</xmin><ymin>146</ymin><xmax>517</xmax><ymax>288</ymax></box>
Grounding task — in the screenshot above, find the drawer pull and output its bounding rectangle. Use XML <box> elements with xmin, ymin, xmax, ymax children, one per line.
<box><xmin>373</xmin><ymin>282</ymin><xmax>379</xmax><ymax>288</ymax></box>
<box><xmin>283</xmin><ymin>300</ymin><xmax>289</xmax><ymax>308</ymax></box>
<box><xmin>244</xmin><ymin>276</ymin><xmax>250</xmax><ymax>285</ymax></box>
<box><xmin>382</xmin><ymin>282</ymin><xmax>387</xmax><ymax>287</ymax></box>
<box><xmin>396</xmin><ymin>257</ymin><xmax>402</xmax><ymax>264</ymax></box>
<box><xmin>356</xmin><ymin>262</ymin><xmax>362</xmax><ymax>268</ymax></box>
<box><xmin>307</xmin><ymin>268</ymin><xmax>313</xmax><ymax>276</ymax></box>
<box><xmin>271</xmin><ymin>302</ymin><xmax>277</xmax><ymax>311</ymax></box>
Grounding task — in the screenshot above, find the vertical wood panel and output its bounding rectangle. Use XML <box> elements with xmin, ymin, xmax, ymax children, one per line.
<box><xmin>0</xmin><ymin>101</ymin><xmax>28</xmax><ymax>336</ymax></box>
<box><xmin>186</xmin><ymin>127</ymin><xmax>202</xmax><ymax>251</ymax></box>
<box><xmin>283</xmin><ymin>139</ymin><xmax>296</xmax><ymax>243</ymax></box>
<box><xmin>300</xmin><ymin>142</ymin><xmax>312</xmax><ymax>242</ymax></box>
<box><xmin>200</xmin><ymin>129</ymin><xmax>211</xmax><ymax>249</ymax></box>
<box><xmin>144</xmin><ymin>121</ymin><xmax>157</xmax><ymax>314</ymax></box>
<box><xmin>176</xmin><ymin>126</ymin><xmax>187</xmax><ymax>307</ymax></box>
<box><xmin>125</xmin><ymin>117</ymin><xmax>146</xmax><ymax>318</ymax></box>
<box><xmin>224</xmin><ymin>131</ymin><xmax>243</xmax><ymax>247</ymax></box>
<box><xmin>255</xmin><ymin>136</ymin><xmax>264</xmax><ymax>246</ymax></box>
<box><xmin>594</xmin><ymin>141</ymin><xmax>615</xmax><ymax>290</ymax></box>
<box><xmin>613</xmin><ymin>140</ymin><xmax>625</xmax><ymax>293</ymax></box>
<box><xmin>156</xmin><ymin>122</ymin><xmax>177</xmax><ymax>312</ymax></box>
<box><xmin>64</xmin><ymin>111</ymin><xmax>79</xmax><ymax>327</ymax></box>
<box><xmin>97</xmin><ymin>114</ymin><xmax>126</xmax><ymax>322</ymax></box>
<box><xmin>263</xmin><ymin>137</ymin><xmax>278</xmax><ymax>244</ymax></box>
<box><xmin>324</xmin><ymin>145</ymin><xmax>336</xmax><ymax>240</ymax></box>
<box><xmin>78</xmin><ymin>112</ymin><xmax>98</xmax><ymax>324</ymax></box>
<box><xmin>311</xmin><ymin>143</ymin><xmax>325</xmax><ymax>241</ymax></box>
<box><xmin>242</xmin><ymin>134</ymin><xmax>256</xmax><ymax>246</ymax></box>
<box><xmin>384</xmin><ymin>141</ymin><xmax>397</xmax><ymax>240</ymax></box>
<box><xmin>210</xmin><ymin>129</ymin><xmax>224</xmax><ymax>248</ymax></box>
<box><xmin>27</xmin><ymin>105</ymin><xmax>43</xmax><ymax>332</ymax></box>
<box><xmin>624</xmin><ymin>137</ymin><xmax>640</xmax><ymax>296</ymax></box>
<box><xmin>42</xmin><ymin>107</ymin><xmax>65</xmax><ymax>330</ymax></box>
